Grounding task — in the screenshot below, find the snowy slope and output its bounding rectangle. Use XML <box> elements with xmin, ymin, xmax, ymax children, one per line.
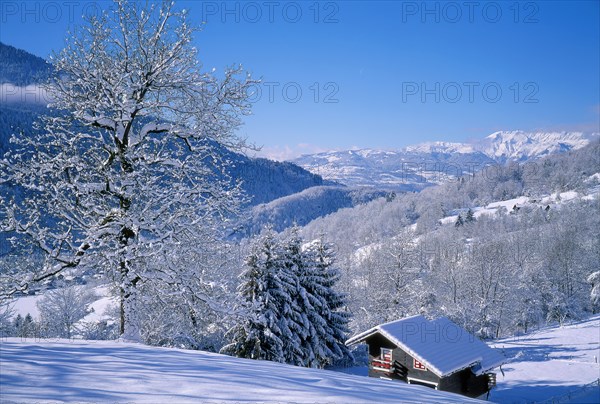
<box><xmin>0</xmin><ymin>42</ymin><xmax>52</xmax><ymax>86</ymax></box>
<box><xmin>0</xmin><ymin>339</ymin><xmax>482</xmax><ymax>403</ymax></box>
<box><xmin>490</xmin><ymin>315</ymin><xmax>600</xmax><ymax>404</ymax></box>
<box><xmin>439</xmin><ymin>186</ymin><xmax>600</xmax><ymax>226</ymax></box>
<box><xmin>3</xmin><ymin>316</ymin><xmax>595</xmax><ymax>403</ymax></box>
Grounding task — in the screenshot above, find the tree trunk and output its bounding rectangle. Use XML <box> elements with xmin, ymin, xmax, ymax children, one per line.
<box><xmin>120</xmin><ymin>273</ymin><xmax>141</xmax><ymax>342</ymax></box>
<box><xmin>119</xmin><ymin>285</ymin><xmax>125</xmax><ymax>335</ymax></box>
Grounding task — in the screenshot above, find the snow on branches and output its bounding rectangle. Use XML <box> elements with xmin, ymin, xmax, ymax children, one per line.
<box><xmin>0</xmin><ymin>0</ymin><xmax>256</xmax><ymax>339</ymax></box>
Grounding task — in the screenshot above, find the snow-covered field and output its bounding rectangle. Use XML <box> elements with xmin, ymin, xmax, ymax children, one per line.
<box><xmin>490</xmin><ymin>316</ymin><xmax>600</xmax><ymax>403</ymax></box>
<box><xmin>0</xmin><ymin>339</ymin><xmax>481</xmax><ymax>404</ymax></box>
<box><xmin>1</xmin><ymin>312</ymin><xmax>598</xmax><ymax>403</ymax></box>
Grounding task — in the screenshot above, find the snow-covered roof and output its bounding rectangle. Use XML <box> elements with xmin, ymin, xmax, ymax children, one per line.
<box><xmin>346</xmin><ymin>315</ymin><xmax>506</xmax><ymax>377</ymax></box>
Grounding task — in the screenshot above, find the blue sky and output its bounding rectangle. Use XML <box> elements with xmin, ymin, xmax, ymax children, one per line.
<box><xmin>1</xmin><ymin>1</ymin><xmax>599</xmax><ymax>159</ymax></box>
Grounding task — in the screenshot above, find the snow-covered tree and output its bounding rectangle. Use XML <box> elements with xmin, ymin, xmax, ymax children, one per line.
<box><xmin>278</xmin><ymin>228</ymin><xmax>311</xmax><ymax>366</ymax></box>
<box><xmin>0</xmin><ymin>0</ymin><xmax>255</xmax><ymax>339</ymax></box>
<box><xmin>79</xmin><ymin>319</ymin><xmax>119</xmax><ymax>340</ymax></box>
<box><xmin>0</xmin><ymin>302</ymin><xmax>15</xmax><ymax>337</ymax></box>
<box><xmin>224</xmin><ymin>228</ymin><xmax>351</xmax><ymax>368</ymax></box>
<box><xmin>359</xmin><ymin>230</ymin><xmax>422</xmax><ymax>324</ymax></box>
<box><xmin>300</xmin><ymin>236</ymin><xmax>352</xmax><ymax>368</ymax></box>
<box><xmin>587</xmin><ymin>271</ymin><xmax>600</xmax><ymax>313</ymax></box>
<box><xmin>13</xmin><ymin>313</ymin><xmax>35</xmax><ymax>338</ymax></box>
<box><xmin>37</xmin><ymin>285</ymin><xmax>97</xmax><ymax>338</ymax></box>
<box><xmin>222</xmin><ymin>229</ymin><xmax>288</xmax><ymax>362</ymax></box>
<box><xmin>135</xmin><ymin>238</ymin><xmax>241</xmax><ymax>350</ymax></box>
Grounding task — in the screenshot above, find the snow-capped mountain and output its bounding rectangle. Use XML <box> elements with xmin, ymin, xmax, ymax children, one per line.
<box><xmin>404</xmin><ymin>131</ymin><xmax>597</xmax><ymax>160</ymax></box>
<box><xmin>404</xmin><ymin>141</ymin><xmax>477</xmax><ymax>154</ymax></box>
<box><xmin>292</xmin><ymin>131</ymin><xmax>599</xmax><ymax>190</ymax></box>
<box><xmin>475</xmin><ymin>130</ymin><xmax>597</xmax><ymax>162</ymax></box>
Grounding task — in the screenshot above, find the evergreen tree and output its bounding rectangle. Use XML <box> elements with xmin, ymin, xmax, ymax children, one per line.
<box><xmin>12</xmin><ymin>314</ymin><xmax>22</xmax><ymax>337</ymax></box>
<box><xmin>455</xmin><ymin>214</ymin><xmax>464</xmax><ymax>227</ymax></box>
<box><xmin>14</xmin><ymin>313</ymin><xmax>34</xmax><ymax>338</ymax></box>
<box><xmin>224</xmin><ymin>228</ymin><xmax>351</xmax><ymax>368</ymax></box>
<box><xmin>280</xmin><ymin>227</ymin><xmax>351</xmax><ymax>368</ymax></box>
<box><xmin>302</xmin><ymin>237</ymin><xmax>352</xmax><ymax>368</ymax></box>
<box><xmin>222</xmin><ymin>229</ymin><xmax>287</xmax><ymax>362</ymax></box>
<box><xmin>23</xmin><ymin>313</ymin><xmax>35</xmax><ymax>338</ymax></box>
<box><xmin>279</xmin><ymin>228</ymin><xmax>311</xmax><ymax>366</ymax></box>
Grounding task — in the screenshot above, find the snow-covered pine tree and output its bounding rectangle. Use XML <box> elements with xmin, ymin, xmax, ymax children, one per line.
<box><xmin>222</xmin><ymin>229</ymin><xmax>287</xmax><ymax>362</ymax></box>
<box><xmin>12</xmin><ymin>314</ymin><xmax>23</xmax><ymax>338</ymax></box>
<box><xmin>224</xmin><ymin>228</ymin><xmax>350</xmax><ymax>368</ymax></box>
<box><xmin>16</xmin><ymin>313</ymin><xmax>34</xmax><ymax>338</ymax></box>
<box><xmin>279</xmin><ymin>227</ymin><xmax>312</xmax><ymax>366</ymax></box>
<box><xmin>301</xmin><ymin>235</ymin><xmax>352</xmax><ymax>368</ymax></box>
<box><xmin>276</xmin><ymin>227</ymin><xmax>351</xmax><ymax>368</ymax></box>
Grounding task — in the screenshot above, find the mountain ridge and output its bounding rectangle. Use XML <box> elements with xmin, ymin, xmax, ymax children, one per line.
<box><xmin>292</xmin><ymin>131</ymin><xmax>599</xmax><ymax>190</ymax></box>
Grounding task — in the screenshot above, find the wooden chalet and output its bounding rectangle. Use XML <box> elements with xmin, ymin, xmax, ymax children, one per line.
<box><xmin>346</xmin><ymin>315</ymin><xmax>506</xmax><ymax>399</ymax></box>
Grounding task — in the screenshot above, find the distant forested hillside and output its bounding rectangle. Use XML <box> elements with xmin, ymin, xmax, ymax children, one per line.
<box><xmin>0</xmin><ymin>42</ymin><xmax>51</xmax><ymax>85</ymax></box>
<box><xmin>235</xmin><ymin>186</ymin><xmax>388</xmax><ymax>237</ymax></box>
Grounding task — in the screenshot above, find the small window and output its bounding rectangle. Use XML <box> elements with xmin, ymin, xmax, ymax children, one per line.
<box><xmin>381</xmin><ymin>348</ymin><xmax>392</xmax><ymax>362</ymax></box>
<box><xmin>413</xmin><ymin>358</ymin><xmax>427</xmax><ymax>371</ymax></box>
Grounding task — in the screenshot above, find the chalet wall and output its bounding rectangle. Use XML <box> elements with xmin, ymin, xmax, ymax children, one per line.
<box><xmin>365</xmin><ymin>334</ymin><xmax>405</xmax><ymax>380</ymax></box>
<box><xmin>392</xmin><ymin>346</ymin><xmax>440</xmax><ymax>386</ymax></box>
<box><xmin>437</xmin><ymin>369</ymin><xmax>470</xmax><ymax>395</ymax></box>
<box><xmin>438</xmin><ymin>371</ymin><xmax>490</xmax><ymax>398</ymax></box>
<box><xmin>367</xmin><ymin>367</ymin><xmax>405</xmax><ymax>380</ymax></box>
<box><xmin>365</xmin><ymin>334</ymin><xmax>395</xmax><ymax>356</ymax></box>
